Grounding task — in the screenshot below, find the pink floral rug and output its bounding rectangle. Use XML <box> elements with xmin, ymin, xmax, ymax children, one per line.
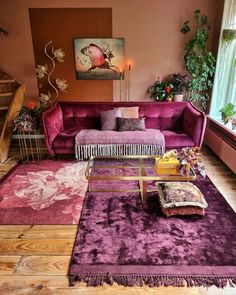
<box><xmin>0</xmin><ymin>160</ymin><xmax>88</xmax><ymax>224</ymax></box>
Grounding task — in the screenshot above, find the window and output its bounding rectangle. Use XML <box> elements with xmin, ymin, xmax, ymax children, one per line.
<box><xmin>210</xmin><ymin>0</ymin><xmax>236</xmax><ymax>133</ymax></box>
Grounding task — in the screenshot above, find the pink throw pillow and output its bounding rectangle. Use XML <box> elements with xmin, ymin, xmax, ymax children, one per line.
<box><xmin>116</xmin><ymin>107</ymin><xmax>139</xmax><ymax>118</ymax></box>
<box><xmin>100</xmin><ymin>109</ymin><xmax>121</xmax><ymax>130</ymax></box>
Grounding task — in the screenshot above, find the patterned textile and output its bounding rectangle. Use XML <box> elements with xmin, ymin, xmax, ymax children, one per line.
<box><xmin>156</xmin><ymin>182</ymin><xmax>208</xmax><ymax>209</ymax></box>
<box><xmin>117</xmin><ymin>117</ymin><xmax>145</xmax><ymax>131</ymax></box>
<box><xmin>100</xmin><ymin>109</ymin><xmax>121</xmax><ymax>131</ymax></box>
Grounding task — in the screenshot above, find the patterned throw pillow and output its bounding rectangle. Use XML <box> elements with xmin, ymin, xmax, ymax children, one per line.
<box><xmin>156</xmin><ymin>182</ymin><xmax>208</xmax><ymax>217</ymax></box>
<box><xmin>100</xmin><ymin>109</ymin><xmax>121</xmax><ymax>130</ymax></box>
<box><xmin>117</xmin><ymin>117</ymin><xmax>145</xmax><ymax>131</ymax></box>
<box><xmin>116</xmin><ymin>107</ymin><xmax>139</xmax><ymax>118</ymax></box>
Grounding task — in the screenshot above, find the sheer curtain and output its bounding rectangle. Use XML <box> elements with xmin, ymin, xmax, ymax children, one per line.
<box><xmin>210</xmin><ymin>0</ymin><xmax>236</xmax><ymax>117</ymax></box>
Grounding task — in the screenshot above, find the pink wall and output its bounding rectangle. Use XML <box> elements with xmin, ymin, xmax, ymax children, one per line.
<box><xmin>0</xmin><ymin>0</ymin><xmax>224</xmax><ymax>101</ymax></box>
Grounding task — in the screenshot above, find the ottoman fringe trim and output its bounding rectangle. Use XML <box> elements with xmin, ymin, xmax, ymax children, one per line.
<box><xmin>69</xmin><ymin>273</ymin><xmax>236</xmax><ymax>288</ymax></box>
<box><xmin>75</xmin><ymin>144</ymin><xmax>165</xmax><ymax>160</ymax></box>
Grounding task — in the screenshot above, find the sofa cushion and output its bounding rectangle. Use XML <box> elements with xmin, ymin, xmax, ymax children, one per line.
<box><xmin>52</xmin><ymin>130</ymin><xmax>78</xmax><ymax>149</ymax></box>
<box><xmin>162</xmin><ymin>130</ymin><xmax>194</xmax><ymax>149</ymax></box>
<box><xmin>117</xmin><ymin>117</ymin><xmax>145</xmax><ymax>131</ymax></box>
<box><xmin>100</xmin><ymin>109</ymin><xmax>121</xmax><ymax>131</ymax></box>
<box><xmin>117</xmin><ymin>106</ymin><xmax>139</xmax><ymax>118</ymax></box>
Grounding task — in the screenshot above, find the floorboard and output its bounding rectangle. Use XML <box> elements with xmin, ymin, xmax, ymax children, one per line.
<box><xmin>0</xmin><ymin>146</ymin><xmax>235</xmax><ymax>294</ymax></box>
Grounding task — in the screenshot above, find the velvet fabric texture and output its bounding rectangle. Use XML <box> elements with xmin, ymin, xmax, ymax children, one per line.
<box><xmin>117</xmin><ymin>117</ymin><xmax>145</xmax><ymax>131</ymax></box>
<box><xmin>42</xmin><ymin>102</ymin><xmax>206</xmax><ymax>156</ymax></box>
<box><xmin>69</xmin><ymin>159</ymin><xmax>236</xmax><ymax>288</ymax></box>
<box><xmin>100</xmin><ymin>109</ymin><xmax>121</xmax><ymax>131</ymax></box>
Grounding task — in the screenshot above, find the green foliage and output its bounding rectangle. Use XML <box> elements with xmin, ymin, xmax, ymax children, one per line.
<box><xmin>222</xmin><ymin>29</ymin><xmax>235</xmax><ymax>44</ymax></box>
<box><xmin>169</xmin><ymin>73</ymin><xmax>190</xmax><ymax>94</ymax></box>
<box><xmin>219</xmin><ymin>103</ymin><xmax>236</xmax><ymax>118</ymax></box>
<box><xmin>180</xmin><ymin>10</ymin><xmax>216</xmax><ymax>110</ymax></box>
<box><xmin>147</xmin><ymin>80</ymin><xmax>174</xmax><ymax>101</ymax></box>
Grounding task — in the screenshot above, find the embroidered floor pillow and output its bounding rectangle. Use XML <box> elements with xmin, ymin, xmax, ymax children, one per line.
<box><xmin>156</xmin><ymin>182</ymin><xmax>208</xmax><ymax>217</ymax></box>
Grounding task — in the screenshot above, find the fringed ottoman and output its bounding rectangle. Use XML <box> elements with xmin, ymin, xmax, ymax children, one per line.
<box><xmin>75</xmin><ymin>129</ymin><xmax>165</xmax><ymax>160</ymax></box>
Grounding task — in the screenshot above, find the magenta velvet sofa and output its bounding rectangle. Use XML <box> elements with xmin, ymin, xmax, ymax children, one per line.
<box><xmin>42</xmin><ymin>101</ymin><xmax>206</xmax><ymax>157</ymax></box>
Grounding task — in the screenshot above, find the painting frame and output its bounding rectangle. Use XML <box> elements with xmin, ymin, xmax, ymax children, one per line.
<box><xmin>73</xmin><ymin>38</ymin><xmax>125</xmax><ymax>80</ymax></box>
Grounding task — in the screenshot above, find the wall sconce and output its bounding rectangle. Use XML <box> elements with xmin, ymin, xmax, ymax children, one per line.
<box><xmin>0</xmin><ymin>27</ymin><xmax>8</xmax><ymax>36</ymax></box>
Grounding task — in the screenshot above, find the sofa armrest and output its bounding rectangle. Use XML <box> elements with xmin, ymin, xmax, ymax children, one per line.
<box><xmin>42</xmin><ymin>103</ymin><xmax>64</xmax><ymax>156</ymax></box>
<box><xmin>183</xmin><ymin>102</ymin><xmax>207</xmax><ymax>148</ymax></box>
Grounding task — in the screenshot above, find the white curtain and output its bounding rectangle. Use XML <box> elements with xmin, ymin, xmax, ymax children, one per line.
<box><xmin>210</xmin><ymin>0</ymin><xmax>236</xmax><ymax>117</ymax></box>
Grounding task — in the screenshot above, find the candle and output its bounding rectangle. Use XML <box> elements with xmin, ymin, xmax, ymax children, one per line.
<box><xmin>128</xmin><ymin>64</ymin><xmax>131</xmax><ymax>102</ymax></box>
<box><xmin>120</xmin><ymin>69</ymin><xmax>123</xmax><ymax>101</ymax></box>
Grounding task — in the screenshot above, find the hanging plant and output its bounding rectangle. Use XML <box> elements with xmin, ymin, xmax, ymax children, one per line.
<box><xmin>180</xmin><ymin>10</ymin><xmax>216</xmax><ymax>111</ymax></box>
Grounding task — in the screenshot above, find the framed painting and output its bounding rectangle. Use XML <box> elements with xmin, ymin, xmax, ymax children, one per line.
<box><xmin>73</xmin><ymin>38</ymin><xmax>125</xmax><ymax>80</ymax></box>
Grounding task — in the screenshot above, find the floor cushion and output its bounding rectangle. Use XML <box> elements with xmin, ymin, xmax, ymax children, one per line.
<box><xmin>156</xmin><ymin>182</ymin><xmax>208</xmax><ymax>217</ymax></box>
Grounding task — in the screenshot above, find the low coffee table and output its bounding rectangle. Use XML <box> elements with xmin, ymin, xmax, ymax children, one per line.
<box><xmin>85</xmin><ymin>155</ymin><xmax>196</xmax><ymax>206</ymax></box>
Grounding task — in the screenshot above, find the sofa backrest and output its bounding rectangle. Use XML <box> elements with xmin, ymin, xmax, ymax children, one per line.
<box><xmin>60</xmin><ymin>102</ymin><xmax>188</xmax><ymax>131</ymax></box>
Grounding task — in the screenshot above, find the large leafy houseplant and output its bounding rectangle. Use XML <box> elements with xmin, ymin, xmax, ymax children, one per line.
<box><xmin>180</xmin><ymin>10</ymin><xmax>216</xmax><ymax>110</ymax></box>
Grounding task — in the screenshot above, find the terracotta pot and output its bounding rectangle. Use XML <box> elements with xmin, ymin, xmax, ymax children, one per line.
<box><xmin>173</xmin><ymin>94</ymin><xmax>184</xmax><ymax>102</ymax></box>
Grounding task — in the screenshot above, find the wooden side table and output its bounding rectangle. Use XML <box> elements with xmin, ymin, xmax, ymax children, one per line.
<box><xmin>12</xmin><ymin>129</ymin><xmax>45</xmax><ymax>163</ymax></box>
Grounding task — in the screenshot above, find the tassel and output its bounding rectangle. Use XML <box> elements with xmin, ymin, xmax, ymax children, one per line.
<box><xmin>69</xmin><ymin>273</ymin><xmax>236</xmax><ymax>288</ymax></box>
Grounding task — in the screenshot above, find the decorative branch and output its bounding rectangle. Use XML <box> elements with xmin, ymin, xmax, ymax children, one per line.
<box><xmin>36</xmin><ymin>41</ymin><xmax>68</xmax><ymax>106</ymax></box>
<box><xmin>45</xmin><ymin>41</ymin><xmax>58</xmax><ymax>99</ymax></box>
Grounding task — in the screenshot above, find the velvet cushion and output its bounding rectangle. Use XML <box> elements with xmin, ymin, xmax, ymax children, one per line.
<box><xmin>100</xmin><ymin>109</ymin><xmax>121</xmax><ymax>131</ymax></box>
<box><xmin>156</xmin><ymin>182</ymin><xmax>208</xmax><ymax>216</ymax></box>
<box><xmin>117</xmin><ymin>107</ymin><xmax>139</xmax><ymax>118</ymax></box>
<box><xmin>161</xmin><ymin>130</ymin><xmax>195</xmax><ymax>149</ymax></box>
<box><xmin>117</xmin><ymin>117</ymin><xmax>145</xmax><ymax>131</ymax></box>
<box><xmin>162</xmin><ymin>206</ymin><xmax>205</xmax><ymax>217</ymax></box>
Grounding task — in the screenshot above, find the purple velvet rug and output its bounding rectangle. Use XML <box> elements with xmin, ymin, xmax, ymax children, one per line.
<box><xmin>69</xmin><ymin>160</ymin><xmax>236</xmax><ymax>288</ymax></box>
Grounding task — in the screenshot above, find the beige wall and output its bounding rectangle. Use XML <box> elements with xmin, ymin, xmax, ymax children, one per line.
<box><xmin>0</xmin><ymin>0</ymin><xmax>224</xmax><ymax>102</ymax></box>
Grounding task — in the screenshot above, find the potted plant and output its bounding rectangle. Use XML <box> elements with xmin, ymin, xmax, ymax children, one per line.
<box><xmin>169</xmin><ymin>73</ymin><xmax>190</xmax><ymax>102</ymax></box>
<box><xmin>219</xmin><ymin>103</ymin><xmax>236</xmax><ymax>124</ymax></box>
<box><xmin>222</xmin><ymin>29</ymin><xmax>236</xmax><ymax>44</ymax></box>
<box><xmin>180</xmin><ymin>10</ymin><xmax>216</xmax><ymax>111</ymax></box>
<box><xmin>147</xmin><ymin>80</ymin><xmax>174</xmax><ymax>101</ymax></box>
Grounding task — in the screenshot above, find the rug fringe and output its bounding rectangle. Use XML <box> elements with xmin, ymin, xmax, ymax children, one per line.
<box><xmin>69</xmin><ymin>274</ymin><xmax>236</xmax><ymax>288</ymax></box>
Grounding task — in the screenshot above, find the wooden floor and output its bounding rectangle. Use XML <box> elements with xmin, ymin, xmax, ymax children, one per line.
<box><xmin>0</xmin><ymin>146</ymin><xmax>235</xmax><ymax>295</ymax></box>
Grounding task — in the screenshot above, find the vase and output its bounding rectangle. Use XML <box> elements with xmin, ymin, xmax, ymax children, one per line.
<box><xmin>173</xmin><ymin>94</ymin><xmax>184</xmax><ymax>102</ymax></box>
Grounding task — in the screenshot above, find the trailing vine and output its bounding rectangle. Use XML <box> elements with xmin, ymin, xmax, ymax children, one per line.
<box><xmin>180</xmin><ymin>10</ymin><xmax>216</xmax><ymax>110</ymax></box>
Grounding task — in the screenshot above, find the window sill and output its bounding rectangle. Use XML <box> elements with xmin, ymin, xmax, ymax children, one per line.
<box><xmin>207</xmin><ymin>116</ymin><xmax>236</xmax><ymax>148</ymax></box>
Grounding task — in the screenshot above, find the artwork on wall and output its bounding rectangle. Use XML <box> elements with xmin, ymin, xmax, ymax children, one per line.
<box><xmin>73</xmin><ymin>38</ymin><xmax>125</xmax><ymax>80</ymax></box>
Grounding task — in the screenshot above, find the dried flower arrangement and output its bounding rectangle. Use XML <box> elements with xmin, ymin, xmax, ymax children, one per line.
<box><xmin>12</xmin><ymin>101</ymin><xmax>45</xmax><ymax>131</ymax></box>
<box><xmin>177</xmin><ymin>147</ymin><xmax>206</xmax><ymax>177</ymax></box>
<box><xmin>35</xmin><ymin>41</ymin><xmax>69</xmax><ymax>106</ymax></box>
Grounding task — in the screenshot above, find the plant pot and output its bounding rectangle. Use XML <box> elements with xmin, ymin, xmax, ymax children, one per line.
<box><xmin>166</xmin><ymin>96</ymin><xmax>173</xmax><ymax>102</ymax></box>
<box><xmin>221</xmin><ymin>114</ymin><xmax>232</xmax><ymax>125</ymax></box>
<box><xmin>173</xmin><ymin>94</ymin><xmax>184</xmax><ymax>102</ymax></box>
<box><xmin>232</xmin><ymin>119</ymin><xmax>236</xmax><ymax>131</ymax></box>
